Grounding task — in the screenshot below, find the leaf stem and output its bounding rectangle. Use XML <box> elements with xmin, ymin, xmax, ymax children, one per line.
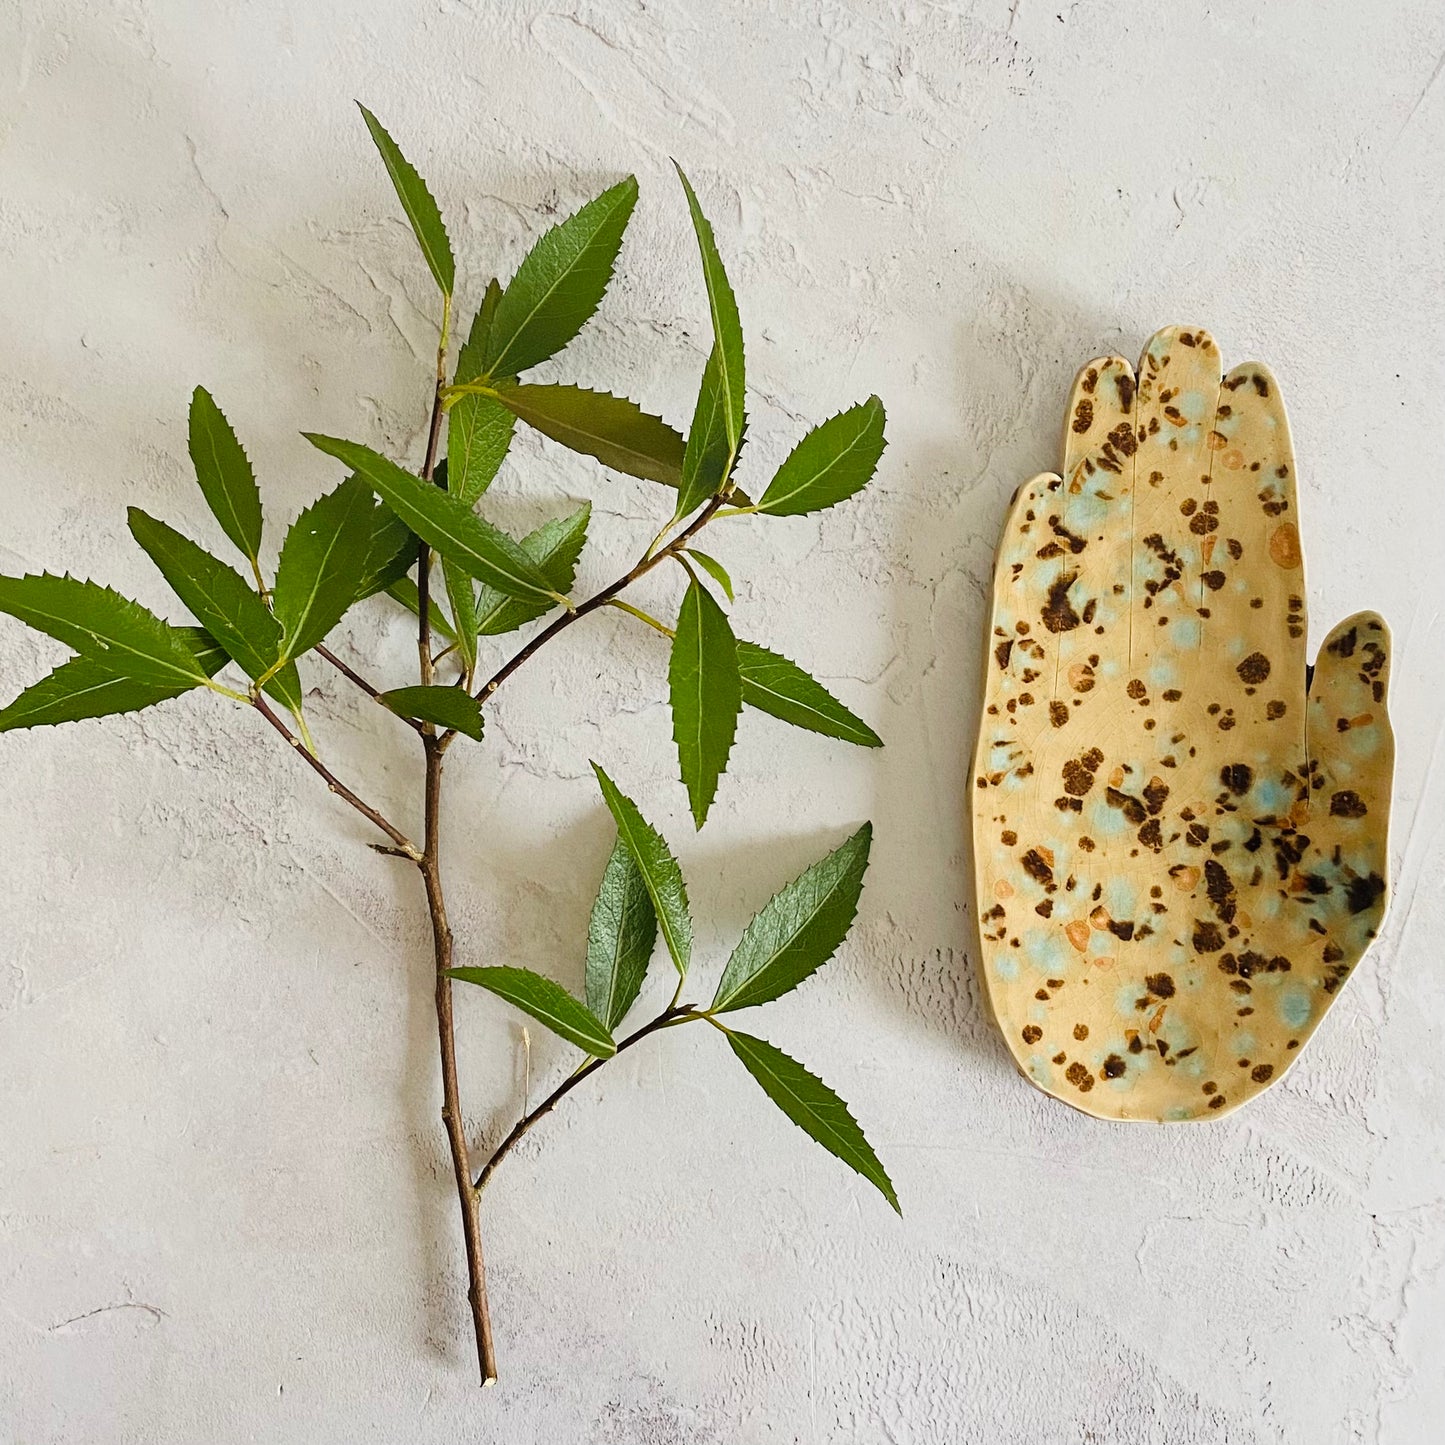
<box><xmin>250</xmin><ymin>693</ymin><xmax>420</xmax><ymax>858</ymax></box>
<box><xmin>293</xmin><ymin>709</ymin><xmax>318</xmax><ymax>757</ymax></box>
<box><xmin>249</xmin><ymin>555</ymin><xmax>272</xmax><ymax>602</ymax></box>
<box><xmin>475</xmin><ymin>494</ymin><xmax>727</xmax><ymax>706</ymax></box>
<box><xmin>473</xmin><ymin>1005</ymin><xmax>704</xmax><ymax>1193</ymax></box>
<box><xmin>605</xmin><ymin>598</ymin><xmax>675</xmax><ymax>638</ymax></box>
<box><xmin>204</xmin><ymin>679</ymin><xmax>253</xmax><ymax>705</ymax></box>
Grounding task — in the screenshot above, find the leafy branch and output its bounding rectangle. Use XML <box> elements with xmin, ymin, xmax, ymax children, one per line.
<box><xmin>0</xmin><ymin>108</ymin><xmax>893</xmax><ymax>1387</ymax></box>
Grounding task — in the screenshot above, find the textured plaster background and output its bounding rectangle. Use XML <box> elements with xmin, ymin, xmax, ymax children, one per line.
<box><xmin>1</xmin><ymin>2</ymin><xmax>1442</xmax><ymax>1441</ymax></box>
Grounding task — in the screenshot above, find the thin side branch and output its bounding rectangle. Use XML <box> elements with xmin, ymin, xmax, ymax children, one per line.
<box><xmin>474</xmin><ymin>1005</ymin><xmax>702</xmax><ymax>1193</ymax></box>
<box><xmin>475</xmin><ymin>495</ymin><xmax>726</xmax><ymax>705</ymax></box>
<box><xmin>316</xmin><ymin>644</ymin><xmax>424</xmax><ymax>733</ymax></box>
<box><xmin>252</xmin><ymin>693</ymin><xmax>420</xmax><ymax>859</ymax></box>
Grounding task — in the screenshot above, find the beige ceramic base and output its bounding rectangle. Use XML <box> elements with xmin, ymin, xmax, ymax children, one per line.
<box><xmin>971</xmin><ymin>326</ymin><xmax>1394</xmax><ymax>1122</ymax></box>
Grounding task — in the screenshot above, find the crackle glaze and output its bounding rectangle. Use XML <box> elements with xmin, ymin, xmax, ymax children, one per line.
<box><xmin>972</xmin><ymin>326</ymin><xmax>1395</xmax><ymax>1122</ymax></box>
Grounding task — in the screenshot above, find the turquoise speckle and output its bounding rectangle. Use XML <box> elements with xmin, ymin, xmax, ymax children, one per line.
<box><xmin>994</xmin><ymin>954</ymin><xmax>1020</xmax><ymax>982</ymax></box>
<box><xmin>1147</xmin><ymin>659</ymin><xmax>1180</xmax><ymax>691</ymax></box>
<box><xmin>1279</xmin><ymin>984</ymin><xmax>1313</xmax><ymax>1030</ymax></box>
<box><xmin>1021</xmin><ymin>927</ymin><xmax>1068</xmax><ymax>973</ymax></box>
<box><xmin>1252</xmin><ymin>777</ymin><xmax>1290</xmax><ymax>815</ymax></box>
<box><xmin>1104</xmin><ymin>878</ymin><xmax>1139</xmax><ymax>919</ymax></box>
<box><xmin>1172</xmin><ymin>616</ymin><xmax>1202</xmax><ymax>649</ymax></box>
<box><xmin>1115</xmin><ymin>983</ymin><xmax>1145</xmax><ymax>1016</ymax></box>
<box><xmin>1091</xmin><ymin>797</ymin><xmax>1130</xmax><ymax>838</ymax></box>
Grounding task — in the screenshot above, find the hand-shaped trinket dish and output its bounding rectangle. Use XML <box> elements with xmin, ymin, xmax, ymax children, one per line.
<box><xmin>972</xmin><ymin>326</ymin><xmax>1394</xmax><ymax>1121</ymax></box>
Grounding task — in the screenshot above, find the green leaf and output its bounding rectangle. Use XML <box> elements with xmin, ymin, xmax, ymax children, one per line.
<box><xmin>737</xmin><ymin>640</ymin><xmax>881</xmax><ymax>747</ymax></box>
<box><xmin>188</xmin><ymin>387</ymin><xmax>264</xmax><ymax>566</ymax></box>
<box><xmin>449</xmin><ymin>293</ymin><xmax>516</xmax><ymax>502</ymax></box>
<box><xmin>353</xmin><ymin>505</ymin><xmax>416</xmax><ymax>603</ymax></box>
<box><xmin>591</xmin><ymin>763</ymin><xmax>692</xmax><ymax>976</ymax></box>
<box><xmin>675</xmin><ymin>346</ymin><xmax>734</xmax><ymax>517</ymax></box>
<box><xmin>482</xmin><ymin>177</ymin><xmax>638</xmax><ymax>379</ymax></box>
<box><xmin>273</xmin><ymin>475</ymin><xmax>376</xmax><ymax>659</ymax></box>
<box><xmin>669</xmin><ymin>578</ymin><xmax>741</xmax><ymax>829</ymax></box>
<box><xmin>725</xmin><ymin>1029</ymin><xmax>898</xmax><ymax>1213</ymax></box>
<box><xmin>712</xmin><ymin>823</ymin><xmax>872</xmax><ymax>1013</ymax></box>
<box><xmin>126</xmin><ymin>509</ymin><xmax>302</xmax><ymax>713</ymax></box>
<box><xmin>485</xmin><ymin>384</ymin><xmax>685</xmax><ymax>486</ymax></box>
<box><xmin>380</xmin><ymin>684</ymin><xmax>484</xmax><ymax>740</ymax></box>
<box><xmin>0</xmin><ymin>627</ymin><xmax>226</xmax><ymax>732</ymax></box>
<box><xmin>475</xmin><ymin>503</ymin><xmax>591</xmax><ymax>637</ymax></box>
<box><xmin>585</xmin><ymin>840</ymin><xmax>658</xmax><ymax>1031</ymax></box>
<box><xmin>684</xmin><ymin>547</ymin><xmax>733</xmax><ymax>601</ymax></box>
<box><xmin>305</xmin><ymin>434</ymin><xmax>557</xmax><ymax>604</ymax></box>
<box><xmin>443</xmin><ymin>557</ymin><xmax>478</xmax><ymax>672</ymax></box>
<box><xmin>756</xmin><ymin>397</ymin><xmax>886</xmax><ymax>517</ymax></box>
<box><xmin>447</xmin><ymin>392</ymin><xmax>515</xmax><ymax>504</ymax></box>
<box><xmin>385</xmin><ymin>577</ymin><xmax>456</xmax><ymax>642</ymax></box>
<box><xmin>0</xmin><ymin>573</ymin><xmax>209</xmax><ymax>689</ymax></box>
<box><xmin>674</xmin><ymin>166</ymin><xmax>745</xmax><ymax>451</ymax></box>
<box><xmin>357</xmin><ymin>102</ymin><xmax>454</xmax><ymax>296</ymax></box>
<box><xmin>447</xmin><ymin>965</ymin><xmax>615</xmax><ymax>1057</ymax></box>
<box><xmin>182</xmin><ymin>628</ymin><xmax>229</xmax><ymax>675</ymax></box>
<box><xmin>456</xmin><ymin>280</ymin><xmax>503</xmax><ymax>384</ymax></box>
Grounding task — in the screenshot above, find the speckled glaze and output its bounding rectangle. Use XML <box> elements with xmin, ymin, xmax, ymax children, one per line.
<box><xmin>972</xmin><ymin>326</ymin><xmax>1395</xmax><ymax>1122</ymax></box>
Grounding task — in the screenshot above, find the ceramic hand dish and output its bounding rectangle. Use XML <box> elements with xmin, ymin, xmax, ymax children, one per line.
<box><xmin>972</xmin><ymin>326</ymin><xmax>1394</xmax><ymax>1121</ymax></box>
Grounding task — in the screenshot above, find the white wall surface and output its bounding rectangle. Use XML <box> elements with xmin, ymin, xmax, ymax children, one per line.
<box><xmin>1</xmin><ymin>2</ymin><xmax>1442</xmax><ymax>1441</ymax></box>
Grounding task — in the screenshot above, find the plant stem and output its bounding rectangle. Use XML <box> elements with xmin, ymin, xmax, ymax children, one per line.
<box><xmin>252</xmin><ymin>693</ymin><xmax>420</xmax><ymax>858</ymax></box>
<box><xmin>474</xmin><ymin>1006</ymin><xmax>702</xmax><ymax>1193</ymax></box>
<box><xmin>421</xmin><ymin>731</ymin><xmax>497</xmax><ymax>1386</ymax></box>
<box><xmin>412</xmin><ymin>313</ymin><xmax>497</xmax><ymax>1385</ymax></box>
<box><xmin>475</xmin><ymin>495</ymin><xmax>726</xmax><ymax>705</ymax></box>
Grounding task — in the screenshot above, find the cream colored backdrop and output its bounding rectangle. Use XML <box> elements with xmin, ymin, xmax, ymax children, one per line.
<box><xmin>1</xmin><ymin>2</ymin><xmax>1441</xmax><ymax>1441</ymax></box>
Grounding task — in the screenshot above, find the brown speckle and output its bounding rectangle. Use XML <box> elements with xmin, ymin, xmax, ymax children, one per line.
<box><xmin>1220</xmin><ymin>763</ymin><xmax>1253</xmax><ymax>796</ymax></box>
<box><xmin>1042</xmin><ymin>571</ymin><xmax>1081</xmax><ymax>633</ymax></box>
<box><xmin>1192</xmin><ymin>921</ymin><xmax>1225</xmax><ymax>953</ymax></box>
<box><xmin>1021</xmin><ymin>848</ymin><xmax>1056</xmax><ymax>890</ymax></box>
<box><xmin>1236</xmin><ymin>652</ymin><xmax>1271</xmax><ymax>685</ymax></box>
<box><xmin>1346</xmin><ymin>872</ymin><xmax>1386</xmax><ymax>915</ymax></box>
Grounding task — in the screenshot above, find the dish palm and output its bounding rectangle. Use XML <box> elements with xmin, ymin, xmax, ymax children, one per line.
<box><xmin>972</xmin><ymin>325</ymin><xmax>1394</xmax><ymax>1121</ymax></box>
